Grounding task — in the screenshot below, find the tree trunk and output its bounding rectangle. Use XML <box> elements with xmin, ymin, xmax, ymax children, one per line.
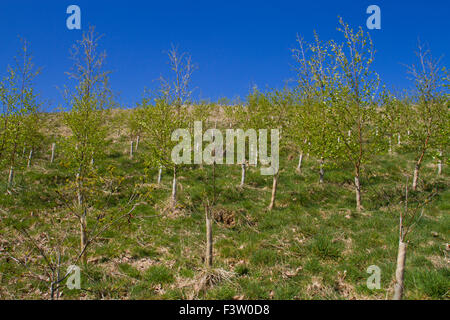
<box><xmin>80</xmin><ymin>214</ymin><xmax>87</xmax><ymax>264</ymax></box>
<box><xmin>157</xmin><ymin>167</ymin><xmax>162</xmax><ymax>184</ymax></box>
<box><xmin>205</xmin><ymin>205</ymin><xmax>213</xmax><ymax>268</ymax></box>
<box><xmin>438</xmin><ymin>150</ymin><xmax>442</xmax><ymax>176</ymax></box>
<box><xmin>412</xmin><ymin>163</ymin><xmax>420</xmax><ymax>191</ymax></box>
<box><xmin>319</xmin><ymin>158</ymin><xmax>324</xmax><ymax>184</ymax></box>
<box><xmin>240</xmin><ymin>163</ymin><xmax>246</xmax><ymax>187</ymax></box>
<box><xmin>76</xmin><ymin>171</ymin><xmax>87</xmax><ymax>264</ymax></box>
<box><xmin>393</xmin><ymin>241</ymin><xmax>407</xmax><ymax>300</ymax></box>
<box><xmin>7</xmin><ymin>166</ymin><xmax>14</xmax><ymax>187</ymax></box>
<box><xmin>296</xmin><ymin>152</ymin><xmax>303</xmax><ymax>174</ymax></box>
<box><xmin>355</xmin><ymin>175</ymin><xmax>362</xmax><ymax>212</ymax></box>
<box><xmin>397</xmin><ymin>133</ymin><xmax>401</xmax><ymax>146</ymax></box>
<box><xmin>171</xmin><ymin>167</ymin><xmax>177</xmax><ymax>204</ymax></box>
<box><xmin>135</xmin><ymin>135</ymin><xmax>140</xmax><ymax>151</ymax></box>
<box><xmin>129</xmin><ymin>141</ymin><xmax>134</xmax><ymax>159</ymax></box>
<box><xmin>51</xmin><ymin>143</ymin><xmax>56</xmax><ymax>163</ymax></box>
<box><xmin>389</xmin><ymin>137</ymin><xmax>392</xmax><ymax>154</ymax></box>
<box><xmin>76</xmin><ymin>172</ymin><xmax>82</xmax><ymax>206</ymax></box>
<box><xmin>412</xmin><ymin>132</ymin><xmax>430</xmax><ymax>191</ymax></box>
<box><xmin>268</xmin><ymin>173</ymin><xmax>279</xmax><ymax>211</ymax></box>
<box><xmin>27</xmin><ymin>149</ymin><xmax>33</xmax><ymax>168</ymax></box>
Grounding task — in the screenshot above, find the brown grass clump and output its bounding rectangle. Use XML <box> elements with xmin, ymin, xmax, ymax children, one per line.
<box><xmin>177</xmin><ymin>268</ymin><xmax>235</xmax><ymax>299</ymax></box>
<box><xmin>212</xmin><ymin>206</ymin><xmax>236</xmax><ymax>228</ymax></box>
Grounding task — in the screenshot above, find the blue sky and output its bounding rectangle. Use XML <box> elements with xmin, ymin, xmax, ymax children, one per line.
<box><xmin>0</xmin><ymin>0</ymin><xmax>448</xmax><ymax>111</ymax></box>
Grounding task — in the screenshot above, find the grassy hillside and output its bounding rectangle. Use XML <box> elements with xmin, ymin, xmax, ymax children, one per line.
<box><xmin>0</xmin><ymin>108</ymin><xmax>448</xmax><ymax>300</ymax></box>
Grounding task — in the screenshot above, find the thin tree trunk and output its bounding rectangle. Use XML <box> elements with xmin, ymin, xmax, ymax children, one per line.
<box><xmin>438</xmin><ymin>150</ymin><xmax>442</xmax><ymax>175</ymax></box>
<box><xmin>76</xmin><ymin>171</ymin><xmax>87</xmax><ymax>264</ymax></box>
<box><xmin>319</xmin><ymin>158</ymin><xmax>324</xmax><ymax>184</ymax></box>
<box><xmin>393</xmin><ymin>241</ymin><xmax>407</xmax><ymax>300</ymax></box>
<box><xmin>389</xmin><ymin>137</ymin><xmax>392</xmax><ymax>154</ymax></box>
<box><xmin>76</xmin><ymin>172</ymin><xmax>82</xmax><ymax>205</ymax></box>
<box><xmin>135</xmin><ymin>135</ymin><xmax>140</xmax><ymax>151</ymax></box>
<box><xmin>397</xmin><ymin>133</ymin><xmax>401</xmax><ymax>146</ymax></box>
<box><xmin>412</xmin><ymin>132</ymin><xmax>430</xmax><ymax>191</ymax></box>
<box><xmin>56</xmin><ymin>253</ymin><xmax>61</xmax><ymax>299</ymax></box>
<box><xmin>80</xmin><ymin>213</ymin><xmax>87</xmax><ymax>264</ymax></box>
<box><xmin>129</xmin><ymin>141</ymin><xmax>134</xmax><ymax>159</ymax></box>
<box><xmin>171</xmin><ymin>166</ymin><xmax>177</xmax><ymax>205</ymax></box>
<box><xmin>412</xmin><ymin>162</ymin><xmax>421</xmax><ymax>191</ymax></box>
<box><xmin>205</xmin><ymin>205</ymin><xmax>213</xmax><ymax>268</ymax></box>
<box><xmin>412</xmin><ymin>165</ymin><xmax>419</xmax><ymax>190</ymax></box>
<box><xmin>51</xmin><ymin>143</ymin><xmax>56</xmax><ymax>163</ymax></box>
<box><xmin>355</xmin><ymin>175</ymin><xmax>362</xmax><ymax>212</ymax></box>
<box><xmin>27</xmin><ymin>149</ymin><xmax>33</xmax><ymax>168</ymax></box>
<box><xmin>296</xmin><ymin>152</ymin><xmax>303</xmax><ymax>174</ymax></box>
<box><xmin>268</xmin><ymin>173</ymin><xmax>279</xmax><ymax>210</ymax></box>
<box><xmin>240</xmin><ymin>163</ymin><xmax>246</xmax><ymax>187</ymax></box>
<box><xmin>157</xmin><ymin>167</ymin><xmax>162</xmax><ymax>184</ymax></box>
<box><xmin>7</xmin><ymin>166</ymin><xmax>14</xmax><ymax>187</ymax></box>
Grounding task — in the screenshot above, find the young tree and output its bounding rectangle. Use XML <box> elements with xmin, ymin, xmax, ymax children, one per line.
<box><xmin>249</xmin><ymin>88</ymin><xmax>289</xmax><ymax>210</ymax></box>
<box><xmin>140</xmin><ymin>45</ymin><xmax>195</xmax><ymax>206</ymax></box>
<box><xmin>62</xmin><ymin>26</ymin><xmax>112</xmax><ymax>263</ymax></box>
<box><xmin>328</xmin><ymin>18</ymin><xmax>383</xmax><ymax>211</ymax></box>
<box><xmin>293</xmin><ymin>19</ymin><xmax>383</xmax><ymax>211</ymax></box>
<box><xmin>223</xmin><ymin>100</ymin><xmax>249</xmax><ymax>187</ymax></box>
<box><xmin>128</xmin><ymin>106</ymin><xmax>144</xmax><ymax>152</ymax></box>
<box><xmin>403</xmin><ymin>42</ymin><xmax>448</xmax><ymax>190</ymax></box>
<box><xmin>0</xmin><ymin>39</ymin><xmax>41</xmax><ymax>187</ymax></box>
<box><xmin>393</xmin><ymin>178</ymin><xmax>435</xmax><ymax>299</ymax></box>
<box><xmin>291</xmin><ymin>33</ymin><xmax>342</xmax><ymax>185</ymax></box>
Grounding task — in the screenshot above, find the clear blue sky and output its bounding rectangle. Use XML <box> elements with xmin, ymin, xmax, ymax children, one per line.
<box><xmin>0</xmin><ymin>0</ymin><xmax>449</xmax><ymax>111</ymax></box>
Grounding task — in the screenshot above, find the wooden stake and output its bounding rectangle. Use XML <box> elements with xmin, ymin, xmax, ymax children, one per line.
<box><xmin>130</xmin><ymin>141</ymin><xmax>134</xmax><ymax>159</ymax></box>
<box><xmin>8</xmin><ymin>166</ymin><xmax>14</xmax><ymax>187</ymax></box>
<box><xmin>171</xmin><ymin>166</ymin><xmax>177</xmax><ymax>205</ymax></box>
<box><xmin>268</xmin><ymin>173</ymin><xmax>279</xmax><ymax>210</ymax></box>
<box><xmin>51</xmin><ymin>143</ymin><xmax>56</xmax><ymax>163</ymax></box>
<box><xmin>205</xmin><ymin>204</ymin><xmax>213</xmax><ymax>268</ymax></box>
<box><xmin>296</xmin><ymin>152</ymin><xmax>303</xmax><ymax>174</ymax></box>
<box><xmin>319</xmin><ymin>158</ymin><xmax>324</xmax><ymax>184</ymax></box>
<box><xmin>393</xmin><ymin>241</ymin><xmax>407</xmax><ymax>300</ymax></box>
<box><xmin>438</xmin><ymin>150</ymin><xmax>442</xmax><ymax>175</ymax></box>
<box><xmin>135</xmin><ymin>135</ymin><xmax>140</xmax><ymax>151</ymax></box>
<box><xmin>355</xmin><ymin>176</ymin><xmax>361</xmax><ymax>212</ymax></box>
<box><xmin>240</xmin><ymin>163</ymin><xmax>246</xmax><ymax>187</ymax></box>
<box><xmin>27</xmin><ymin>149</ymin><xmax>33</xmax><ymax>168</ymax></box>
<box><xmin>157</xmin><ymin>167</ymin><xmax>162</xmax><ymax>184</ymax></box>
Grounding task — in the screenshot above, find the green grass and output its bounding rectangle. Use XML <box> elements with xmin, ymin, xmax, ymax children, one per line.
<box><xmin>0</xmin><ymin>121</ymin><xmax>448</xmax><ymax>300</ymax></box>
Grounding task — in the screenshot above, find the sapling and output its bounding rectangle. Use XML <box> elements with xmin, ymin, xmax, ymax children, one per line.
<box><xmin>293</xmin><ymin>19</ymin><xmax>383</xmax><ymax>211</ymax></box>
<box><xmin>403</xmin><ymin>42</ymin><xmax>448</xmax><ymax>190</ymax></box>
<box><xmin>130</xmin><ymin>140</ymin><xmax>134</xmax><ymax>159</ymax></box>
<box><xmin>62</xmin><ymin>26</ymin><xmax>112</xmax><ymax>263</ymax></box>
<box><xmin>140</xmin><ymin>45</ymin><xmax>194</xmax><ymax>207</ymax></box>
<box><xmin>393</xmin><ymin>178</ymin><xmax>434</xmax><ymax>300</ymax></box>
<box><xmin>205</xmin><ymin>202</ymin><xmax>213</xmax><ymax>268</ymax></box>
<box><xmin>51</xmin><ymin>142</ymin><xmax>56</xmax><ymax>163</ymax></box>
<box><xmin>0</xmin><ymin>38</ymin><xmax>41</xmax><ymax>187</ymax></box>
<box><xmin>27</xmin><ymin>149</ymin><xmax>32</xmax><ymax>168</ymax></box>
